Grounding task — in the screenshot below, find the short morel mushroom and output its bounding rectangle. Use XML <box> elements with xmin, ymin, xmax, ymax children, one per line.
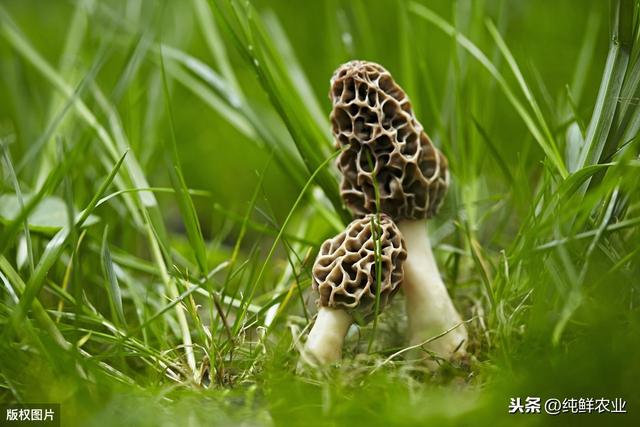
<box><xmin>329</xmin><ymin>60</ymin><xmax>468</xmax><ymax>364</ymax></box>
<box><xmin>303</xmin><ymin>214</ymin><xmax>407</xmax><ymax>365</ymax></box>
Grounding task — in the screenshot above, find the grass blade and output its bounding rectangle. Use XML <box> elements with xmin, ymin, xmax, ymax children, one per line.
<box><xmin>0</xmin><ymin>137</ymin><xmax>91</xmax><ymax>254</ymax></box>
<box><xmin>5</xmin><ymin>150</ymin><xmax>127</xmax><ymax>337</ymax></box>
<box><xmin>232</xmin><ymin>149</ymin><xmax>343</xmax><ymax>335</ymax></box>
<box><xmin>409</xmin><ymin>2</ymin><xmax>569</xmax><ymax>178</ymax></box>
<box><xmin>101</xmin><ymin>225</ymin><xmax>126</xmax><ymax>328</ymax></box>
<box><xmin>485</xmin><ymin>20</ymin><xmax>564</xmax><ymax>174</ymax></box>
<box><xmin>159</xmin><ymin>48</ymin><xmax>209</xmax><ymax>276</ymax></box>
<box><xmin>577</xmin><ymin>0</ymin><xmax>634</xmax><ymax>172</ymax></box>
<box><xmin>1</xmin><ymin>142</ymin><xmax>34</xmax><ymax>274</ymax></box>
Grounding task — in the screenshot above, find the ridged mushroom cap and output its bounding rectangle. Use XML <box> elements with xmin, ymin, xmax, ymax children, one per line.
<box><xmin>330</xmin><ymin>60</ymin><xmax>448</xmax><ymax>220</ymax></box>
<box><xmin>312</xmin><ymin>214</ymin><xmax>407</xmax><ymax>324</ymax></box>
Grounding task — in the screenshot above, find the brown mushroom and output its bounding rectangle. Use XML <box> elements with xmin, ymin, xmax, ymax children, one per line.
<box><xmin>329</xmin><ymin>60</ymin><xmax>467</xmax><ymax>365</ymax></box>
<box><xmin>303</xmin><ymin>214</ymin><xmax>406</xmax><ymax>365</ymax></box>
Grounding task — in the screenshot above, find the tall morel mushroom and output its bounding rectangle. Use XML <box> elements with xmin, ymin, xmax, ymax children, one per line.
<box><xmin>329</xmin><ymin>60</ymin><xmax>468</xmax><ymax>364</ymax></box>
<box><xmin>303</xmin><ymin>214</ymin><xmax>406</xmax><ymax>365</ymax></box>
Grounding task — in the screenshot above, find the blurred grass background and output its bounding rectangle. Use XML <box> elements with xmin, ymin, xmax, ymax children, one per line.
<box><xmin>0</xmin><ymin>0</ymin><xmax>639</xmax><ymax>426</ymax></box>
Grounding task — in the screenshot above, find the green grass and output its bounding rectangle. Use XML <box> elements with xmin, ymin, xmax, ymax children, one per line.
<box><xmin>1</xmin><ymin>0</ymin><xmax>639</xmax><ymax>426</ymax></box>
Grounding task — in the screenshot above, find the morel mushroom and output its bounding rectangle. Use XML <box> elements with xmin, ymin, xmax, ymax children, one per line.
<box><xmin>303</xmin><ymin>214</ymin><xmax>406</xmax><ymax>365</ymax></box>
<box><xmin>329</xmin><ymin>60</ymin><xmax>468</xmax><ymax>364</ymax></box>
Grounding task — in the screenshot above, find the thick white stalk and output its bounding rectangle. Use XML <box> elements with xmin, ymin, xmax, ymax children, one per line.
<box><xmin>304</xmin><ymin>307</ymin><xmax>352</xmax><ymax>365</ymax></box>
<box><xmin>398</xmin><ymin>219</ymin><xmax>467</xmax><ymax>364</ymax></box>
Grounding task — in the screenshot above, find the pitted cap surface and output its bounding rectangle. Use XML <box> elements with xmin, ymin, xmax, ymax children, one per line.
<box><xmin>330</xmin><ymin>60</ymin><xmax>448</xmax><ymax>220</ymax></box>
<box><xmin>312</xmin><ymin>214</ymin><xmax>407</xmax><ymax>323</ymax></box>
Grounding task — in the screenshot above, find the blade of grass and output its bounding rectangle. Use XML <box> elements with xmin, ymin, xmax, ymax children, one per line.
<box><xmin>398</xmin><ymin>1</ymin><xmax>417</xmax><ymax>114</ymax></box>
<box><xmin>141</xmin><ymin>209</ymin><xmax>197</xmax><ymax>376</ymax></box>
<box><xmin>569</xmin><ymin>9</ymin><xmax>602</xmax><ymax>106</ymax></box>
<box><xmin>213</xmin><ymin>0</ymin><xmax>350</xmax><ymax>222</ymax></box>
<box><xmin>0</xmin><ymin>255</ymin><xmax>70</xmax><ymax>350</ymax></box>
<box><xmin>485</xmin><ymin>20</ymin><xmax>564</xmax><ymax>174</ymax></box>
<box><xmin>136</xmin><ymin>261</ymin><xmax>229</xmax><ymax>332</ymax></box>
<box><xmin>159</xmin><ymin>47</ymin><xmax>209</xmax><ymax>276</ymax></box>
<box><xmin>0</xmin><ymin>7</ymin><xmax>153</xmax><ymax>231</ymax></box>
<box><xmin>471</xmin><ymin>116</ymin><xmax>514</xmax><ymax>183</ymax></box>
<box><xmin>56</xmin><ymin>136</ymin><xmax>87</xmax><ymax>328</ymax></box>
<box><xmin>5</xmin><ymin>150</ymin><xmax>127</xmax><ymax>338</ymax></box>
<box><xmin>55</xmin><ymin>229</ymin><xmax>87</xmax><ymax>323</ymax></box>
<box><xmin>262</xmin><ymin>11</ymin><xmax>328</xmax><ymax>134</ymax></box>
<box><xmin>465</xmin><ymin>225</ymin><xmax>495</xmax><ymax>311</ymax></box>
<box><xmin>101</xmin><ymin>225</ymin><xmax>126</xmax><ymax>328</ymax></box>
<box><xmin>32</xmin><ymin>0</ymin><xmax>90</xmax><ymax>187</ymax></box>
<box><xmin>215</xmin><ymin>156</ymin><xmax>272</xmax><ymax>350</ymax></box>
<box><xmin>409</xmin><ymin>2</ymin><xmax>569</xmax><ymax>178</ymax></box>
<box><xmin>232</xmin><ymin>149</ymin><xmax>344</xmax><ymax>335</ymax></box>
<box><xmin>159</xmin><ymin>48</ymin><xmax>255</xmax><ymax>138</ymax></box>
<box><xmin>552</xmin><ymin>186</ymin><xmax>620</xmax><ymax>344</ymax></box>
<box><xmin>192</xmin><ymin>0</ymin><xmax>241</xmax><ymax>94</ymax></box>
<box><xmin>88</xmin><ymin>79</ymin><xmax>199</xmax><ymax>375</ymax></box>
<box><xmin>364</xmin><ymin>150</ymin><xmax>383</xmax><ymax>353</ymax></box>
<box><xmin>0</xmin><ymin>135</ymin><xmax>91</xmax><ymax>255</ymax></box>
<box><xmin>577</xmin><ymin>0</ymin><xmax>633</xmax><ymax>171</ymax></box>
<box><xmin>1</xmin><ymin>141</ymin><xmax>34</xmax><ymax>274</ymax></box>
<box><xmin>160</xmin><ymin>45</ymin><xmax>308</xmax><ymax>188</ymax></box>
<box><xmin>15</xmin><ymin>56</ymin><xmax>103</xmax><ymax>176</ymax></box>
<box><xmin>535</xmin><ymin>215</ymin><xmax>640</xmax><ymax>251</ymax></box>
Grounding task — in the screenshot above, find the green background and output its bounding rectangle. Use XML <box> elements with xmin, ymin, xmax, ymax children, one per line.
<box><xmin>0</xmin><ymin>1</ymin><xmax>638</xmax><ymax>426</ymax></box>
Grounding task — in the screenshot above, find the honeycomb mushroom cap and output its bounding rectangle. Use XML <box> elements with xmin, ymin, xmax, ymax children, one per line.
<box><xmin>312</xmin><ymin>214</ymin><xmax>407</xmax><ymax>324</ymax></box>
<box><xmin>330</xmin><ymin>60</ymin><xmax>449</xmax><ymax>220</ymax></box>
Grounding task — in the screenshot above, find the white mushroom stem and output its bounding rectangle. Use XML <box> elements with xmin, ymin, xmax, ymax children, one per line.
<box><xmin>304</xmin><ymin>307</ymin><xmax>352</xmax><ymax>365</ymax></box>
<box><xmin>397</xmin><ymin>219</ymin><xmax>468</xmax><ymax>362</ymax></box>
